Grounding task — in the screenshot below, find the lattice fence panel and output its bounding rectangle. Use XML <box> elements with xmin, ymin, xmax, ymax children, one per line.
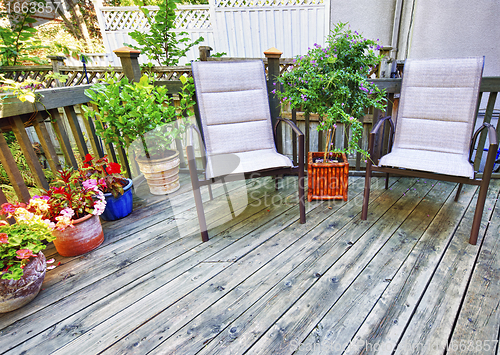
<box><xmin>101</xmin><ymin>6</ymin><xmax>210</xmax><ymax>31</ymax></box>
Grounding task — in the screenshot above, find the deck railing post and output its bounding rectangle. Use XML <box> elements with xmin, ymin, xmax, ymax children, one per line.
<box><xmin>264</xmin><ymin>47</ymin><xmax>283</xmax><ymax>154</ymax></box>
<box><xmin>114</xmin><ymin>46</ymin><xmax>142</xmax><ymax>83</ymax></box>
<box><xmin>199</xmin><ymin>46</ymin><xmax>212</xmax><ymax>61</ymax></box>
<box><xmin>48</xmin><ymin>55</ymin><xmax>66</xmax><ymax>87</ymax></box>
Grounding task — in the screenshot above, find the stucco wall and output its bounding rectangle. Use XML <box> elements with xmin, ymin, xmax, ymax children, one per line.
<box><xmin>329</xmin><ymin>0</ymin><xmax>397</xmax><ymax>47</ymax></box>
<box><xmin>407</xmin><ymin>0</ymin><xmax>500</xmax><ymax>76</ymax></box>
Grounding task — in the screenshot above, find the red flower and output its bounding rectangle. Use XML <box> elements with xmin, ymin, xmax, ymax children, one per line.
<box><xmin>16</xmin><ymin>249</ymin><xmax>35</xmax><ymax>259</ymax></box>
<box><xmin>0</xmin><ymin>233</ymin><xmax>8</xmax><ymax>244</ymax></box>
<box><xmin>0</xmin><ymin>220</ymin><xmax>8</xmax><ymax>226</ymax></box>
<box><xmin>106</xmin><ymin>162</ymin><xmax>122</xmax><ymax>175</ymax></box>
<box><xmin>83</xmin><ymin>154</ymin><xmax>93</xmax><ymax>164</ymax></box>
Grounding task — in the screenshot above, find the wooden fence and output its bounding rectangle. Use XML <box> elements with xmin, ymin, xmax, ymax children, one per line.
<box><xmin>0</xmin><ymin>48</ymin><xmax>499</xmax><ymax>204</ymax></box>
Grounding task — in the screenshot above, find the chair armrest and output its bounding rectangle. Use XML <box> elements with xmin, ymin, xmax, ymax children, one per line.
<box><xmin>368</xmin><ymin>116</ymin><xmax>395</xmax><ymax>165</ymax></box>
<box><xmin>186</xmin><ymin>123</ymin><xmax>208</xmax><ymax>172</ymax></box>
<box><xmin>370</xmin><ymin>115</ymin><xmax>394</xmax><ymax>136</ymax></box>
<box><xmin>275</xmin><ymin>117</ymin><xmax>304</xmax><ymax>137</ymax></box>
<box><xmin>275</xmin><ymin>117</ymin><xmax>305</xmax><ymax>168</ymax></box>
<box><xmin>469</xmin><ymin>122</ymin><xmax>499</xmax><ymax>166</ymax></box>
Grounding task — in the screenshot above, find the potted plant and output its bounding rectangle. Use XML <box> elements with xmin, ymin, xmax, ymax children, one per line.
<box><xmin>82</xmin><ymin>74</ymin><xmax>196</xmax><ymax>195</ymax></box>
<box><xmin>275</xmin><ymin>22</ymin><xmax>387</xmax><ymax>201</ymax></box>
<box><xmin>39</xmin><ymin>168</ymin><xmax>107</xmax><ymax>257</ymax></box>
<box><xmin>81</xmin><ymin>154</ymin><xmax>133</xmax><ymax>221</ymax></box>
<box><xmin>0</xmin><ymin>199</ymin><xmax>57</xmax><ymax>312</ymax></box>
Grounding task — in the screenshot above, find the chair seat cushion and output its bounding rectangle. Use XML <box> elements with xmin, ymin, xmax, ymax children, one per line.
<box><xmin>206</xmin><ymin>149</ymin><xmax>293</xmax><ymax>179</ymax></box>
<box><xmin>378</xmin><ymin>148</ymin><xmax>474</xmax><ymax>179</ymax></box>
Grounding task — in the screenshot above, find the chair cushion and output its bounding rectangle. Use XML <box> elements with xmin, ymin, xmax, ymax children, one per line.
<box><xmin>390</xmin><ymin>57</ymin><xmax>483</xmax><ymax>175</ymax></box>
<box><xmin>379</xmin><ymin>148</ymin><xmax>474</xmax><ymax>178</ymax></box>
<box><xmin>206</xmin><ymin>149</ymin><xmax>293</xmax><ymax>179</ymax></box>
<box><xmin>192</xmin><ymin>60</ymin><xmax>277</xmax><ymax>157</ymax></box>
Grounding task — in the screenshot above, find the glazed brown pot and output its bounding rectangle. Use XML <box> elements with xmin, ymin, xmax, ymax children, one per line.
<box><xmin>0</xmin><ymin>252</ymin><xmax>46</xmax><ymax>313</ymax></box>
<box><xmin>52</xmin><ymin>214</ymin><xmax>104</xmax><ymax>257</ymax></box>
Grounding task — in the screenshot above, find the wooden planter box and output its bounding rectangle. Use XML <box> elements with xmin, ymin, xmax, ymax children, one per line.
<box><xmin>307</xmin><ymin>152</ymin><xmax>349</xmax><ymax>202</ymax></box>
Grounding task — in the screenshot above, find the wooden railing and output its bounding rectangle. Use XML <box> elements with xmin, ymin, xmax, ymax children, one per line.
<box><xmin>0</xmin><ymin>48</ymin><xmax>499</xmax><ymax>204</ymax></box>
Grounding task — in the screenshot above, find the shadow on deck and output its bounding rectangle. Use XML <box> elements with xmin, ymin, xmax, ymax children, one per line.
<box><xmin>1</xmin><ymin>173</ymin><xmax>500</xmax><ymax>355</ymax></box>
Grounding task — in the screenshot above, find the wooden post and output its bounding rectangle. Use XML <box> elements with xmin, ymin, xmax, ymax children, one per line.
<box><xmin>48</xmin><ymin>55</ymin><xmax>66</xmax><ymax>87</ymax></box>
<box><xmin>199</xmin><ymin>46</ymin><xmax>212</xmax><ymax>61</ymax></box>
<box><xmin>9</xmin><ymin>116</ymin><xmax>49</xmax><ymax>190</ymax></box>
<box><xmin>0</xmin><ymin>130</ymin><xmax>31</xmax><ymax>202</ymax></box>
<box><xmin>32</xmin><ymin>112</ymin><xmax>62</xmax><ymax>173</ymax></box>
<box><xmin>264</xmin><ymin>47</ymin><xmax>283</xmax><ymax>153</ymax></box>
<box><xmin>113</xmin><ymin>46</ymin><xmax>142</xmax><ymax>83</ymax></box>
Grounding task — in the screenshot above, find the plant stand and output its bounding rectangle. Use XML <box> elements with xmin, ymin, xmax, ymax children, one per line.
<box><xmin>307</xmin><ymin>152</ymin><xmax>348</xmax><ymax>201</ymax></box>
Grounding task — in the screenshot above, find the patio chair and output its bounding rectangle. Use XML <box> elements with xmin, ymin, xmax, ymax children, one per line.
<box><xmin>187</xmin><ymin>60</ymin><xmax>306</xmax><ymax>242</ymax></box>
<box><xmin>361</xmin><ymin>56</ymin><xmax>498</xmax><ymax>245</ymax></box>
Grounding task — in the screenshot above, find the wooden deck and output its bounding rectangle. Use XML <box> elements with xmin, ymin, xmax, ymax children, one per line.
<box><xmin>1</xmin><ymin>173</ymin><xmax>500</xmax><ymax>355</ymax></box>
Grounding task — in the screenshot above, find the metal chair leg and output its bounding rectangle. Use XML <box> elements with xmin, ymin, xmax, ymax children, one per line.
<box><xmin>187</xmin><ymin>145</ymin><xmax>209</xmax><ymax>242</ymax></box>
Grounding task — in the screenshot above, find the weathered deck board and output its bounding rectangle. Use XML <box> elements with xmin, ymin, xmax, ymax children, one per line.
<box><xmin>1</xmin><ymin>175</ymin><xmax>500</xmax><ymax>355</ymax></box>
<box><xmin>449</xmin><ymin>190</ymin><xmax>500</xmax><ymax>355</ymax></box>
<box><xmin>299</xmin><ymin>179</ymin><xmax>459</xmax><ymax>354</ymax></box>
<box><xmin>0</xmin><ymin>177</ymin><xmax>300</xmax><ymax>353</ymax></box>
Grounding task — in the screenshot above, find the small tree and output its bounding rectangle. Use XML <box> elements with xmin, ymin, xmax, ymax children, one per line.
<box><xmin>275</xmin><ymin>22</ymin><xmax>387</xmax><ymax>160</ymax></box>
<box><xmin>127</xmin><ymin>0</ymin><xmax>203</xmax><ymax>66</ymax></box>
<box><xmin>83</xmin><ymin>74</ymin><xmax>196</xmax><ymax>159</ymax></box>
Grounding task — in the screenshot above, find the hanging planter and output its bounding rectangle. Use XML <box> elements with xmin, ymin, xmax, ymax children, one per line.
<box><xmin>52</xmin><ymin>214</ymin><xmax>104</xmax><ymax>257</ymax></box>
<box><xmin>0</xmin><ymin>252</ymin><xmax>46</xmax><ymax>313</ymax></box>
<box><xmin>136</xmin><ymin>150</ymin><xmax>180</xmax><ymax>195</ymax></box>
<box><xmin>100</xmin><ymin>178</ymin><xmax>134</xmax><ymax>221</ymax></box>
<box><xmin>308</xmin><ymin>151</ymin><xmax>349</xmax><ymax>201</ymax></box>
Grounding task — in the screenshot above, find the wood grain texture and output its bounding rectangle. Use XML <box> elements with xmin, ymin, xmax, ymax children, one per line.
<box><xmin>2</xmin><ymin>176</ymin><xmax>500</xmax><ymax>354</ymax></box>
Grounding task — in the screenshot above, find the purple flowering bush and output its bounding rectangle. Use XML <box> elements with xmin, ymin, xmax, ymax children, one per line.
<box><xmin>275</xmin><ymin>22</ymin><xmax>387</xmax><ymax>159</ymax></box>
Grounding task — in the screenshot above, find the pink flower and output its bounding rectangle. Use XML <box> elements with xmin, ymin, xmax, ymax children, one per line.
<box><xmin>60</xmin><ymin>208</ymin><xmax>75</xmax><ymax>219</ymax></box>
<box><xmin>16</xmin><ymin>249</ymin><xmax>35</xmax><ymax>259</ymax></box>
<box><xmin>0</xmin><ymin>233</ymin><xmax>8</xmax><ymax>244</ymax></box>
<box><xmin>92</xmin><ymin>200</ymin><xmax>106</xmax><ymax>216</ymax></box>
<box><xmin>83</xmin><ymin>179</ymin><xmax>98</xmax><ymax>190</ymax></box>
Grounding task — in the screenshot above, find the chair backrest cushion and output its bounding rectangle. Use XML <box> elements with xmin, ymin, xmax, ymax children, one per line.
<box><xmin>394</xmin><ymin>57</ymin><xmax>484</xmax><ymax>157</ymax></box>
<box><xmin>192</xmin><ymin>60</ymin><xmax>277</xmax><ymax>156</ymax></box>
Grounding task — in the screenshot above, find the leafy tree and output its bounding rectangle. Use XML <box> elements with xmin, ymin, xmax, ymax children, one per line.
<box><xmin>0</xmin><ymin>7</ymin><xmax>47</xmax><ymax>66</ymax></box>
<box><xmin>127</xmin><ymin>0</ymin><xmax>203</xmax><ymax>66</ymax></box>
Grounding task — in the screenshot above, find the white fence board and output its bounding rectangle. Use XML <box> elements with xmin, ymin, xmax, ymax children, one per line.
<box><xmin>94</xmin><ymin>1</ymin><xmax>329</xmax><ymax>64</ymax></box>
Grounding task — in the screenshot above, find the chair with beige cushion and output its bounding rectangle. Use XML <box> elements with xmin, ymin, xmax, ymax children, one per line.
<box><xmin>187</xmin><ymin>60</ymin><xmax>306</xmax><ymax>242</ymax></box>
<box><xmin>361</xmin><ymin>57</ymin><xmax>497</xmax><ymax>245</ymax></box>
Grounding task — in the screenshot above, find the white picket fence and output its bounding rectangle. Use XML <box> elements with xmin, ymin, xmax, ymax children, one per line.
<box><xmin>93</xmin><ymin>0</ymin><xmax>330</xmax><ymax>65</ymax></box>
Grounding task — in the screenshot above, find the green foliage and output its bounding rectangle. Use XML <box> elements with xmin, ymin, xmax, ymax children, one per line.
<box><xmin>0</xmin><ymin>138</ymin><xmax>53</xmax><ymax>189</ymax></box>
<box><xmin>0</xmin><ymin>4</ymin><xmax>48</xmax><ymax>66</ymax></box>
<box><xmin>0</xmin><ymin>201</ymin><xmax>56</xmax><ymax>280</ymax></box>
<box><xmin>275</xmin><ymin>22</ymin><xmax>387</xmax><ymax>158</ymax></box>
<box><xmin>127</xmin><ymin>0</ymin><xmax>204</xmax><ymax>66</ymax></box>
<box><xmin>83</xmin><ymin>74</ymin><xmax>196</xmax><ymax>159</ymax></box>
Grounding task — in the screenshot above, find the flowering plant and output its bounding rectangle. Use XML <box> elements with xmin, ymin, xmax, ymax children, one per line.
<box><xmin>81</xmin><ymin>154</ymin><xmax>129</xmax><ymax>199</ymax></box>
<box><xmin>40</xmin><ymin>168</ymin><xmax>107</xmax><ymax>230</ymax></box>
<box><xmin>0</xmin><ymin>200</ymin><xmax>56</xmax><ymax>280</ymax></box>
<box><xmin>275</xmin><ymin>22</ymin><xmax>387</xmax><ymax>161</ymax></box>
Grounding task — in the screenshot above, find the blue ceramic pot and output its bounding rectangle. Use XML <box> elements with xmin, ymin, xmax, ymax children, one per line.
<box><xmin>100</xmin><ymin>178</ymin><xmax>133</xmax><ymax>221</ymax></box>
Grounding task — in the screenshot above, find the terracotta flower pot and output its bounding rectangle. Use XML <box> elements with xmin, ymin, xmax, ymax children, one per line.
<box><xmin>136</xmin><ymin>150</ymin><xmax>180</xmax><ymax>195</ymax></box>
<box><xmin>307</xmin><ymin>151</ymin><xmax>349</xmax><ymax>201</ymax></box>
<box><xmin>0</xmin><ymin>252</ymin><xmax>46</xmax><ymax>313</ymax></box>
<box><xmin>52</xmin><ymin>214</ymin><xmax>104</xmax><ymax>257</ymax></box>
